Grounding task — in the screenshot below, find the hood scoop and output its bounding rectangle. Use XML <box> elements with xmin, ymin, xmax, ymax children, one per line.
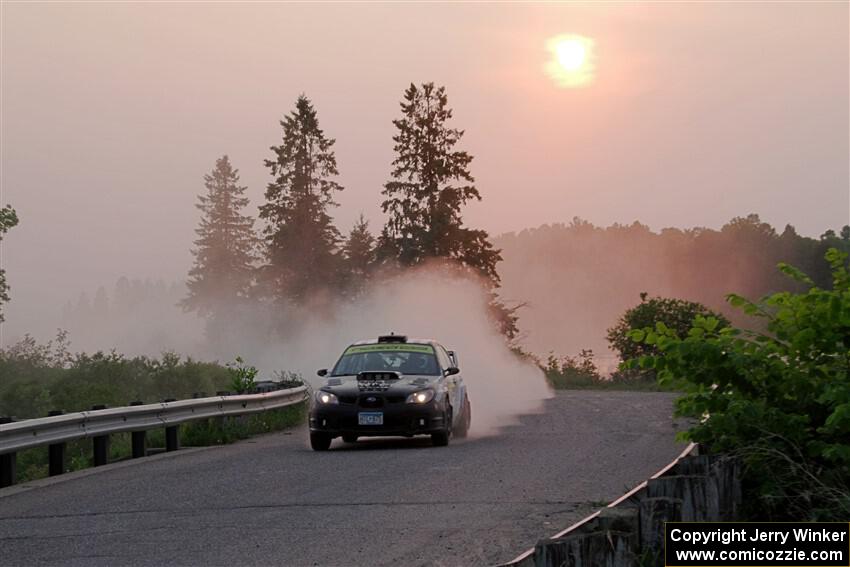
<box><xmin>357</xmin><ymin>371</ymin><xmax>402</xmax><ymax>392</ymax></box>
<box><xmin>357</xmin><ymin>371</ymin><xmax>402</xmax><ymax>381</ymax></box>
<box><xmin>326</xmin><ymin>378</ymin><xmax>342</xmax><ymax>386</ymax></box>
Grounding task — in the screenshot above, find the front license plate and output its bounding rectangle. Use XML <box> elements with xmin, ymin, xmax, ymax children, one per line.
<box><xmin>358</xmin><ymin>412</ymin><xmax>384</xmax><ymax>426</ymax></box>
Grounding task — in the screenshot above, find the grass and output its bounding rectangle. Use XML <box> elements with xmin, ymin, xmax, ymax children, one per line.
<box><xmin>14</xmin><ymin>402</ymin><xmax>306</xmax><ymax>483</ymax></box>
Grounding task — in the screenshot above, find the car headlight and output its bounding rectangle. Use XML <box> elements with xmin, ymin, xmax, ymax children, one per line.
<box><xmin>406</xmin><ymin>389</ymin><xmax>435</xmax><ymax>404</ymax></box>
<box><xmin>315</xmin><ymin>390</ymin><xmax>339</xmax><ymax>405</ymax></box>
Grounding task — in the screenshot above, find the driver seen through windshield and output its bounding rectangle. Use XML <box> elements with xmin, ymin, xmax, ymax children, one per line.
<box><xmin>332</xmin><ymin>345</ymin><xmax>441</xmax><ymax>376</ymax></box>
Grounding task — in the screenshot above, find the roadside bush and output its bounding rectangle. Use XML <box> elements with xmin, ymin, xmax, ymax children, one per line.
<box><xmin>227</xmin><ymin>356</ymin><xmax>258</xmax><ymax>394</ymax></box>
<box><xmin>543</xmin><ymin>350</ymin><xmax>603</xmax><ymax>389</ymax></box>
<box><xmin>541</xmin><ymin>349</ymin><xmax>668</xmax><ymax>391</ymax></box>
<box><xmin>608</xmin><ymin>293</ymin><xmax>730</xmax><ymax>363</ymax></box>
<box><xmin>0</xmin><ymin>333</ymin><xmax>241</xmax><ymax>418</ymax></box>
<box><xmin>626</xmin><ymin>248</ymin><xmax>850</xmax><ymax>520</ymax></box>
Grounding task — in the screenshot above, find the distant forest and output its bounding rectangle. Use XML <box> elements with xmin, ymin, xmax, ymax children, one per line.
<box><xmin>495</xmin><ymin>214</ymin><xmax>850</xmax><ymax>366</ymax></box>
<box><xmin>58</xmin><ymin>213</ymin><xmax>850</xmax><ymax>370</ymax></box>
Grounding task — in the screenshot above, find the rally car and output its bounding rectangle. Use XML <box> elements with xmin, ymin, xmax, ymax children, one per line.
<box><xmin>309</xmin><ymin>334</ymin><xmax>471</xmax><ymax>450</ymax></box>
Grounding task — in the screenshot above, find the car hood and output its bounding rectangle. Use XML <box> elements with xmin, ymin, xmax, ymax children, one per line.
<box><xmin>320</xmin><ymin>374</ymin><xmax>440</xmax><ymax>396</ymax></box>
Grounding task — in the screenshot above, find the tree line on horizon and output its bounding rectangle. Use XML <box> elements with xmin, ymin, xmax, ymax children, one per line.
<box><xmin>494</xmin><ymin>214</ymin><xmax>850</xmax><ymax>359</ymax></box>
<box><xmin>181</xmin><ymin>83</ymin><xmax>517</xmax><ymax>346</ymax></box>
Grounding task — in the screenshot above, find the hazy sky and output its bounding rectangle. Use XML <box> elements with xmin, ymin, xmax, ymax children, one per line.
<box><xmin>1</xmin><ymin>2</ymin><xmax>848</xmax><ymax>341</ymax></box>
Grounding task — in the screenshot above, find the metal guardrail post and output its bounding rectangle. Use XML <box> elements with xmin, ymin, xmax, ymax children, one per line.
<box><xmin>129</xmin><ymin>401</ymin><xmax>146</xmax><ymax>458</ymax></box>
<box><xmin>47</xmin><ymin>410</ymin><xmax>66</xmax><ymax>476</ymax></box>
<box><xmin>163</xmin><ymin>399</ymin><xmax>180</xmax><ymax>452</ymax></box>
<box><xmin>0</xmin><ymin>417</ymin><xmax>14</xmax><ymax>488</ymax></box>
<box><xmin>91</xmin><ymin>405</ymin><xmax>110</xmax><ymax>466</ymax></box>
<box><xmin>0</xmin><ymin>453</ymin><xmax>14</xmax><ymax>488</ymax></box>
<box><xmin>165</xmin><ymin>426</ymin><xmax>180</xmax><ymax>452</ymax></box>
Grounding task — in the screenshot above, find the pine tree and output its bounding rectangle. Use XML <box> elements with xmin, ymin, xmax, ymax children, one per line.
<box><xmin>379</xmin><ymin>82</ymin><xmax>516</xmax><ymax>338</ymax></box>
<box><xmin>342</xmin><ymin>214</ymin><xmax>376</xmax><ymax>297</ymax></box>
<box><xmin>259</xmin><ymin>95</ymin><xmax>344</xmax><ymax>304</ymax></box>
<box><xmin>0</xmin><ymin>205</ymin><xmax>19</xmax><ymax>323</ymax></box>
<box><xmin>182</xmin><ymin>155</ymin><xmax>258</xmax><ymax>317</ymax></box>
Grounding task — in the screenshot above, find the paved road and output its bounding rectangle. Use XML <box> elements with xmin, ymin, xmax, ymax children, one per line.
<box><xmin>0</xmin><ymin>391</ymin><xmax>684</xmax><ymax>566</ymax></box>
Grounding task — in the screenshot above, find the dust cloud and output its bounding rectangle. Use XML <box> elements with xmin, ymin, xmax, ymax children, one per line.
<box><xmin>250</xmin><ymin>267</ymin><xmax>553</xmax><ymax>437</ymax></box>
<box><xmin>223</xmin><ymin>266</ymin><xmax>553</xmax><ymax>437</ymax></box>
<box><xmin>47</xmin><ymin>266</ymin><xmax>553</xmax><ymax>438</ymax></box>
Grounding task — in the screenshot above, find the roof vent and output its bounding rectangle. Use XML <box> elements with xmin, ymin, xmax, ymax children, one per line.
<box><xmin>377</xmin><ymin>333</ymin><xmax>407</xmax><ymax>343</ymax></box>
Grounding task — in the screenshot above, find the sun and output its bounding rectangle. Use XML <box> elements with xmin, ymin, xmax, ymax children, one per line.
<box><xmin>545</xmin><ymin>34</ymin><xmax>595</xmax><ymax>88</ymax></box>
<box><xmin>556</xmin><ymin>39</ymin><xmax>586</xmax><ymax>72</ymax></box>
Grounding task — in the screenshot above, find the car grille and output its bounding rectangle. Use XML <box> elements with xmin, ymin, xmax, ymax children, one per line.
<box><xmin>358</xmin><ymin>395</ymin><xmax>384</xmax><ymax>408</ymax></box>
<box><xmin>356</xmin><ymin>395</ymin><xmax>405</xmax><ymax>408</ymax></box>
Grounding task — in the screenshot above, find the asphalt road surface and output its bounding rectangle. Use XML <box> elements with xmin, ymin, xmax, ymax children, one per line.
<box><xmin>0</xmin><ymin>391</ymin><xmax>684</xmax><ymax>566</ymax></box>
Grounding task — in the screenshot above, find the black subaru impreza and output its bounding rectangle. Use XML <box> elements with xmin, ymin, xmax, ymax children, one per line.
<box><xmin>309</xmin><ymin>334</ymin><xmax>471</xmax><ymax>450</ymax></box>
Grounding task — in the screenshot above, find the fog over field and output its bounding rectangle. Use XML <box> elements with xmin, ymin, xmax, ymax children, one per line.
<box><xmin>18</xmin><ymin>265</ymin><xmax>552</xmax><ymax>436</ymax></box>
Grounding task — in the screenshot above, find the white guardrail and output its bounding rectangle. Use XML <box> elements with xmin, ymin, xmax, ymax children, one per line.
<box><xmin>0</xmin><ymin>386</ymin><xmax>308</xmax><ymax>455</ymax></box>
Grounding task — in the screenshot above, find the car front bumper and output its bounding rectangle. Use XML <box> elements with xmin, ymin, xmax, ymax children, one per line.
<box><xmin>309</xmin><ymin>402</ymin><xmax>446</xmax><ymax>438</ymax></box>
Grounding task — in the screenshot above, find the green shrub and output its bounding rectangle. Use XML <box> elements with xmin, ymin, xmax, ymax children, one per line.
<box><xmin>627</xmin><ymin>248</ymin><xmax>850</xmax><ymax>520</ymax></box>
<box><xmin>542</xmin><ymin>349</ymin><xmax>668</xmax><ymax>391</ymax></box>
<box><xmin>608</xmin><ymin>293</ymin><xmax>730</xmax><ymax>364</ymax></box>
<box><xmin>544</xmin><ymin>350</ymin><xmax>602</xmax><ymax>389</ymax></box>
<box><xmin>1</xmin><ymin>336</ymin><xmax>246</xmax><ymax>418</ymax></box>
<box><xmin>1</xmin><ymin>337</ymin><xmax>307</xmax><ymax>483</ymax></box>
<box><xmin>226</xmin><ymin>356</ymin><xmax>258</xmax><ymax>394</ymax></box>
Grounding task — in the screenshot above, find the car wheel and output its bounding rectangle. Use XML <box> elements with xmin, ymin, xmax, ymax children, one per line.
<box><xmin>310</xmin><ymin>432</ymin><xmax>332</xmax><ymax>451</ymax></box>
<box><xmin>342</xmin><ymin>434</ymin><xmax>358</xmax><ymax>443</ymax></box>
<box><xmin>455</xmin><ymin>395</ymin><xmax>471</xmax><ymax>439</ymax></box>
<box><xmin>431</xmin><ymin>405</ymin><xmax>452</xmax><ymax>447</ymax></box>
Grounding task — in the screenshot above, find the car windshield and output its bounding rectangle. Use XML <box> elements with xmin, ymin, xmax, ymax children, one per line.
<box><xmin>331</xmin><ymin>344</ymin><xmax>440</xmax><ymax>376</ymax></box>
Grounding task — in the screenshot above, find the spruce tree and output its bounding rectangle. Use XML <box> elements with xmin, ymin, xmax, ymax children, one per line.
<box><xmin>379</xmin><ymin>82</ymin><xmax>516</xmax><ymax>338</ymax></box>
<box><xmin>342</xmin><ymin>213</ymin><xmax>376</xmax><ymax>297</ymax></box>
<box><xmin>182</xmin><ymin>155</ymin><xmax>258</xmax><ymax>317</ymax></box>
<box><xmin>260</xmin><ymin>95</ymin><xmax>344</xmax><ymax>304</ymax></box>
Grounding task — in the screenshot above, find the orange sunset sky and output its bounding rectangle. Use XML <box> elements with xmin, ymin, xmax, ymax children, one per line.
<box><xmin>1</xmin><ymin>2</ymin><xmax>848</xmax><ymax>339</ymax></box>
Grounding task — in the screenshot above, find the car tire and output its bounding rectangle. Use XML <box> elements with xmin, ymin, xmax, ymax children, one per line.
<box><xmin>310</xmin><ymin>432</ymin><xmax>332</xmax><ymax>451</ymax></box>
<box><xmin>431</xmin><ymin>405</ymin><xmax>452</xmax><ymax>447</ymax></box>
<box><xmin>454</xmin><ymin>395</ymin><xmax>471</xmax><ymax>439</ymax></box>
<box><xmin>342</xmin><ymin>434</ymin><xmax>358</xmax><ymax>443</ymax></box>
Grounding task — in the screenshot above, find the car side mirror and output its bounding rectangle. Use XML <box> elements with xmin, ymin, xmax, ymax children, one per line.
<box><xmin>447</xmin><ymin>350</ymin><xmax>458</xmax><ymax>367</ymax></box>
<box><xmin>445</xmin><ymin>367</ymin><xmax>460</xmax><ymax>376</ymax></box>
<box><xmin>317</xmin><ymin>369</ymin><xmax>328</xmax><ymax>377</ymax></box>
